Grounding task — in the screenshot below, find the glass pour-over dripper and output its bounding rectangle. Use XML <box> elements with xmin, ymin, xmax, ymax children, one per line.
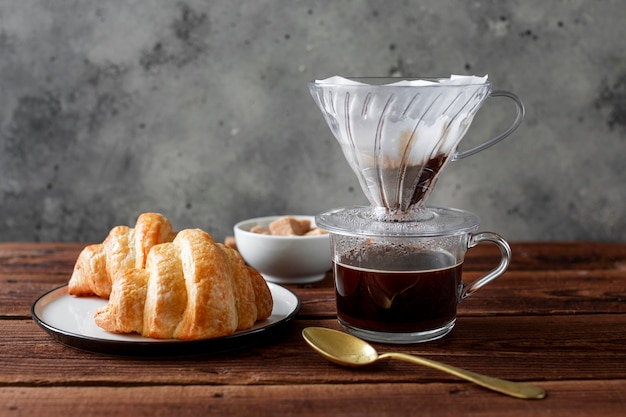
<box><xmin>309</xmin><ymin>76</ymin><xmax>524</xmax><ymax>222</ymax></box>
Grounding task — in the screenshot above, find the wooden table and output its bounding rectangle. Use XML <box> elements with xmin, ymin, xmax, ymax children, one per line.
<box><xmin>1</xmin><ymin>242</ymin><xmax>625</xmax><ymax>416</ymax></box>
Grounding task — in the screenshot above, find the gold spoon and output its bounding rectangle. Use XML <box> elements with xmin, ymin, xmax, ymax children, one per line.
<box><xmin>302</xmin><ymin>327</ymin><xmax>546</xmax><ymax>400</ymax></box>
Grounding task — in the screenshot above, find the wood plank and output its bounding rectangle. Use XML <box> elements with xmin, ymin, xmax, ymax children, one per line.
<box><xmin>2</xmin><ymin>241</ymin><xmax>625</xmax><ymax>319</ymax></box>
<box><xmin>0</xmin><ymin>243</ymin><xmax>84</xmax><ymax>275</ymax></box>
<box><xmin>464</xmin><ymin>241</ymin><xmax>626</xmax><ymax>271</ymax></box>
<box><xmin>291</xmin><ymin>267</ymin><xmax>626</xmax><ymax>318</ymax></box>
<box><xmin>1</xmin><ymin>380</ymin><xmax>625</xmax><ymax>417</ymax></box>
<box><xmin>2</xmin><ymin>315</ymin><xmax>625</xmax><ymax>386</ymax></box>
<box><xmin>0</xmin><ymin>243</ymin><xmax>84</xmax><ymax>318</ymax></box>
<box><xmin>458</xmin><ymin>268</ymin><xmax>626</xmax><ymax>315</ymax></box>
<box><xmin>0</xmin><ymin>277</ymin><xmax>67</xmax><ymax>318</ymax></box>
<box><xmin>4</xmin><ymin>267</ymin><xmax>624</xmax><ymax>318</ymax></box>
<box><xmin>1</xmin><ymin>242</ymin><xmax>624</xmax><ymax>278</ymax></box>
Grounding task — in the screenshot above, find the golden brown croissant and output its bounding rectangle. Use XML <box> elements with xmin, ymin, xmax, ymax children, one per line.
<box><xmin>94</xmin><ymin>228</ymin><xmax>273</xmax><ymax>340</ymax></box>
<box><xmin>68</xmin><ymin>212</ymin><xmax>176</xmax><ymax>298</ymax></box>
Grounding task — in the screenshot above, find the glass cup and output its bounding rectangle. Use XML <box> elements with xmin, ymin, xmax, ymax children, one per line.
<box><xmin>318</xmin><ymin>206</ymin><xmax>511</xmax><ymax>344</ymax></box>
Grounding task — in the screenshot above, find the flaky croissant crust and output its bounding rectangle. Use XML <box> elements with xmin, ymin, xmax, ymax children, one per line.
<box><xmin>68</xmin><ymin>212</ymin><xmax>176</xmax><ymax>299</ymax></box>
<box><xmin>94</xmin><ymin>228</ymin><xmax>272</xmax><ymax>340</ymax></box>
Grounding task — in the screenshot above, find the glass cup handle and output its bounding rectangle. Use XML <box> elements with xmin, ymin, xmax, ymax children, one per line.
<box><xmin>452</xmin><ymin>91</ymin><xmax>525</xmax><ymax>161</ymax></box>
<box><xmin>461</xmin><ymin>232</ymin><xmax>512</xmax><ymax>300</ymax></box>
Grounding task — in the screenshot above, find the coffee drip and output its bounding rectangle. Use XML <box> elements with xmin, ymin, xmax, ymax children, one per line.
<box><xmin>309</xmin><ymin>76</ymin><xmax>523</xmax><ymax>224</ymax></box>
<box><xmin>361</xmin><ymin>153</ymin><xmax>448</xmax><ymax>219</ymax></box>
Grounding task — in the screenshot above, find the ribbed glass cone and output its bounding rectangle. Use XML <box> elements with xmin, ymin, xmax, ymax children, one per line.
<box><xmin>309</xmin><ymin>76</ymin><xmax>491</xmax><ymax>212</ymax></box>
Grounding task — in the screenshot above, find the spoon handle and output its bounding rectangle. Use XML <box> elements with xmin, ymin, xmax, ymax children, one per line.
<box><xmin>379</xmin><ymin>352</ymin><xmax>546</xmax><ymax>400</ymax></box>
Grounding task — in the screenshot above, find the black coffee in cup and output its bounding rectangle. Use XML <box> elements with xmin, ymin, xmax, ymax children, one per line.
<box><xmin>334</xmin><ymin>249</ymin><xmax>462</xmax><ymax>334</ymax></box>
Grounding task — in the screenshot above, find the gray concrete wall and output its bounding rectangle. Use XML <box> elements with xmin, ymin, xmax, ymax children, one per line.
<box><xmin>0</xmin><ymin>0</ymin><xmax>624</xmax><ymax>243</ymax></box>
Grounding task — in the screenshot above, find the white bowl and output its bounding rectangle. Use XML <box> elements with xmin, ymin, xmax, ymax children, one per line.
<box><xmin>233</xmin><ymin>215</ymin><xmax>332</xmax><ymax>284</ymax></box>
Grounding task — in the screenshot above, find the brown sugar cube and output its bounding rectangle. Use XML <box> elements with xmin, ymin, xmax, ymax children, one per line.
<box><xmin>224</xmin><ymin>236</ymin><xmax>238</xmax><ymax>250</ymax></box>
<box><xmin>250</xmin><ymin>225</ymin><xmax>271</xmax><ymax>235</ymax></box>
<box><xmin>304</xmin><ymin>227</ymin><xmax>328</xmax><ymax>236</ymax></box>
<box><xmin>269</xmin><ymin>217</ymin><xmax>311</xmax><ymax>236</ymax></box>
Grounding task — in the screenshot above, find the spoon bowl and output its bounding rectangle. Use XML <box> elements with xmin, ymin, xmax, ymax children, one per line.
<box><xmin>302</xmin><ymin>327</ymin><xmax>546</xmax><ymax>400</ymax></box>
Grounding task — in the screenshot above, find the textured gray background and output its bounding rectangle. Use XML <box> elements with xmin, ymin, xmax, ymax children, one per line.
<box><xmin>0</xmin><ymin>0</ymin><xmax>624</xmax><ymax>243</ymax></box>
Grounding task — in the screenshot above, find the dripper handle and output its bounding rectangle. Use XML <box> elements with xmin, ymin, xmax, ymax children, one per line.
<box><xmin>452</xmin><ymin>91</ymin><xmax>525</xmax><ymax>161</ymax></box>
<box><xmin>461</xmin><ymin>232</ymin><xmax>512</xmax><ymax>299</ymax></box>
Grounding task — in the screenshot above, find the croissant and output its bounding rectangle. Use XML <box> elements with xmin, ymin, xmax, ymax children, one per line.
<box><xmin>94</xmin><ymin>228</ymin><xmax>273</xmax><ymax>340</ymax></box>
<box><xmin>68</xmin><ymin>212</ymin><xmax>176</xmax><ymax>298</ymax></box>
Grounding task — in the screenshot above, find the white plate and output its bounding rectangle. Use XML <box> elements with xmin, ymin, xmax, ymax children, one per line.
<box><xmin>31</xmin><ymin>282</ymin><xmax>299</xmax><ymax>356</ymax></box>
